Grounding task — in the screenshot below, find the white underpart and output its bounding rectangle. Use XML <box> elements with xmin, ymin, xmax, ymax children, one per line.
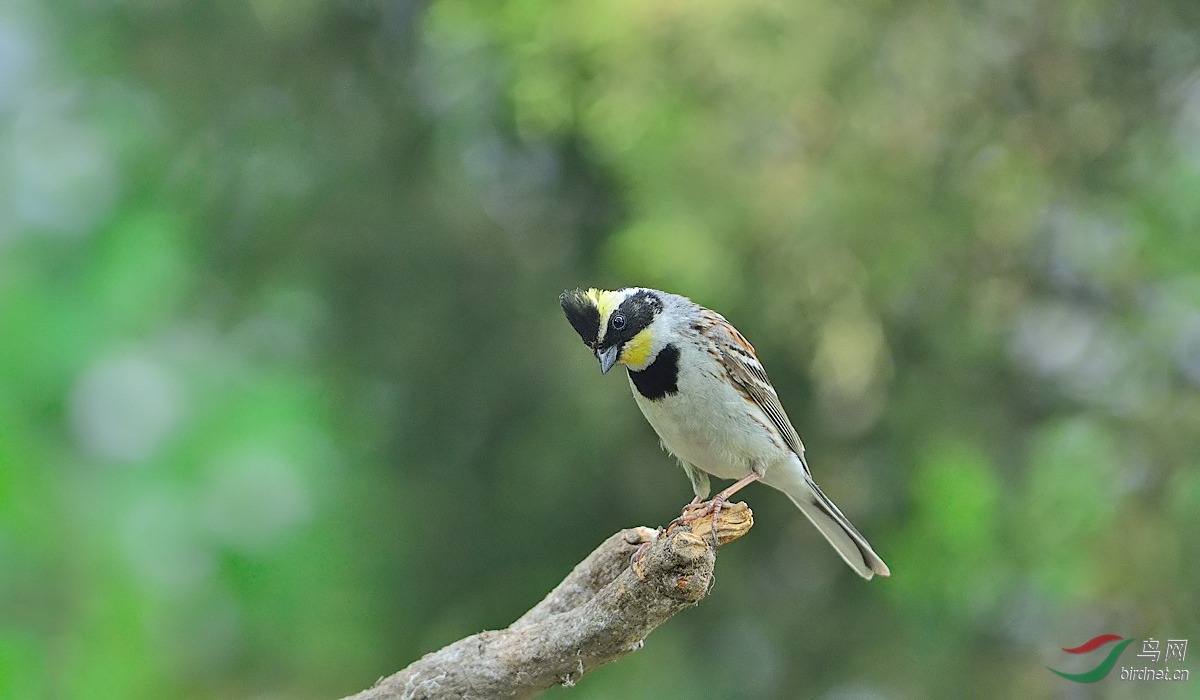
<box><xmin>630</xmin><ymin>336</ymin><xmax>787</xmax><ymax>481</ymax></box>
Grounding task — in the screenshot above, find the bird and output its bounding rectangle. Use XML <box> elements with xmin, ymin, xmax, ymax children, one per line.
<box><xmin>560</xmin><ymin>286</ymin><xmax>889</xmax><ymax>580</ymax></box>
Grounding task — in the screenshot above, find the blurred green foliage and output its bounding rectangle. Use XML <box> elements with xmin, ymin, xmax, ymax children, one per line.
<box><xmin>1</xmin><ymin>0</ymin><xmax>1198</xmax><ymax>698</ymax></box>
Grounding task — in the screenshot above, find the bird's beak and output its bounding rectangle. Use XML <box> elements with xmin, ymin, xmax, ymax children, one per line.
<box><xmin>596</xmin><ymin>345</ymin><xmax>620</xmax><ymax>374</ymax></box>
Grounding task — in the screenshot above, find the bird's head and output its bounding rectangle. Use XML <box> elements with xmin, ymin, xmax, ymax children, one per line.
<box><xmin>560</xmin><ymin>287</ymin><xmax>668</xmax><ymax>373</ymax></box>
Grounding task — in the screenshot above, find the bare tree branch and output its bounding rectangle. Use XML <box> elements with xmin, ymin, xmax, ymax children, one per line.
<box><xmin>341</xmin><ymin>503</ymin><xmax>753</xmax><ymax>700</ymax></box>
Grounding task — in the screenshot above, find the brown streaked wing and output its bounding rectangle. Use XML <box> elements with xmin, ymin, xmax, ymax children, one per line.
<box><xmin>702</xmin><ymin>309</ymin><xmax>810</xmax><ymax>474</ymax></box>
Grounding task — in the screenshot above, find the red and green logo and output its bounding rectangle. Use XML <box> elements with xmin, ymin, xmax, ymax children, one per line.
<box><xmin>1047</xmin><ymin>634</ymin><xmax>1134</xmax><ymax>682</ymax></box>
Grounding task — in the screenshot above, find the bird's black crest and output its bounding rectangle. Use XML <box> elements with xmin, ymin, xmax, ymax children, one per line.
<box><xmin>629</xmin><ymin>343</ymin><xmax>679</xmax><ymax>400</ymax></box>
<box><xmin>560</xmin><ymin>289</ymin><xmax>601</xmax><ymax>346</ymax></box>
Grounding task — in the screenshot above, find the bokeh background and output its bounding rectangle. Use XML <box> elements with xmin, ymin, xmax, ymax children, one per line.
<box><xmin>2</xmin><ymin>0</ymin><xmax>1199</xmax><ymax>698</ymax></box>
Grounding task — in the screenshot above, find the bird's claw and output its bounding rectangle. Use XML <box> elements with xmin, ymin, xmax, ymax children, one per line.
<box><xmin>672</xmin><ymin>496</ymin><xmax>729</xmax><ymax>544</ymax></box>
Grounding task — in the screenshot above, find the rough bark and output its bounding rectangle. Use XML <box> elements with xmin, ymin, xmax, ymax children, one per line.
<box><xmin>341</xmin><ymin>503</ymin><xmax>753</xmax><ymax>700</ymax></box>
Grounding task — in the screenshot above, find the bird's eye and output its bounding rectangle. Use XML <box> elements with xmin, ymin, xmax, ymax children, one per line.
<box><xmin>611</xmin><ymin>314</ymin><xmax>626</xmax><ymax>330</ymax></box>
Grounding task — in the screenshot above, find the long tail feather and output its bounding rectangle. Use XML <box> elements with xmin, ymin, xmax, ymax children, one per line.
<box><xmin>785</xmin><ymin>479</ymin><xmax>890</xmax><ymax>580</ymax></box>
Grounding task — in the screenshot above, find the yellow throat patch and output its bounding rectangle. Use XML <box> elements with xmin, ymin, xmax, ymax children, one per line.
<box><xmin>619</xmin><ymin>328</ymin><xmax>653</xmax><ymax>366</ymax></box>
